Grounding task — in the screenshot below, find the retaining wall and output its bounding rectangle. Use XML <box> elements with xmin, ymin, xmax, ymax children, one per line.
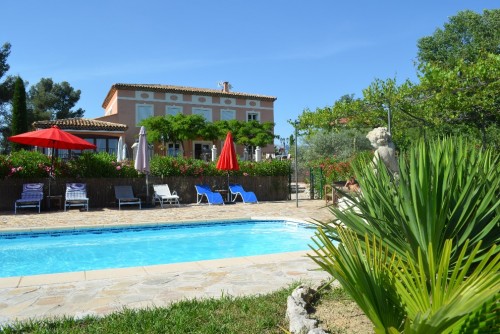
<box><xmin>0</xmin><ymin>176</ymin><xmax>289</xmax><ymax>212</ymax></box>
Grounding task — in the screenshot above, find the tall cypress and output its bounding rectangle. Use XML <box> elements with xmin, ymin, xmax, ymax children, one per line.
<box><xmin>11</xmin><ymin>76</ymin><xmax>28</xmax><ymax>151</ymax></box>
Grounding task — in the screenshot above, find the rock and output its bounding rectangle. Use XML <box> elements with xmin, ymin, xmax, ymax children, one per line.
<box><xmin>286</xmin><ymin>285</ymin><xmax>327</xmax><ymax>334</ymax></box>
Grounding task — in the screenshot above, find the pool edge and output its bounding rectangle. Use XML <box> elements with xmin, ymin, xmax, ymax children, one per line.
<box><xmin>0</xmin><ymin>250</ymin><xmax>313</xmax><ymax>288</ymax></box>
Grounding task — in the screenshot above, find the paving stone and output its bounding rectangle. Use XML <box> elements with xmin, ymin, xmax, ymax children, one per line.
<box><xmin>0</xmin><ymin>199</ymin><xmax>333</xmax><ymax>326</ymax></box>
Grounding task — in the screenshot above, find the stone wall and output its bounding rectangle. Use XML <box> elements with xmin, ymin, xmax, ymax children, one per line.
<box><xmin>0</xmin><ymin>176</ymin><xmax>289</xmax><ymax>211</ymax></box>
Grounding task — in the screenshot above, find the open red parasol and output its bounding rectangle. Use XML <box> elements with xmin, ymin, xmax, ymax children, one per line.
<box><xmin>8</xmin><ymin>125</ymin><xmax>97</xmax><ymax>150</ymax></box>
<box><xmin>8</xmin><ymin>125</ymin><xmax>96</xmax><ymax>178</ymax></box>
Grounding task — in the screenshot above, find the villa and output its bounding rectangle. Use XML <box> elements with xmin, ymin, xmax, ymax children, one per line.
<box><xmin>32</xmin><ymin>82</ymin><xmax>277</xmax><ymax>160</ymax></box>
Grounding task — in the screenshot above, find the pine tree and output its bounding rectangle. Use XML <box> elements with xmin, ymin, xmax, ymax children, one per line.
<box><xmin>11</xmin><ymin>76</ymin><xmax>28</xmax><ymax>151</ymax></box>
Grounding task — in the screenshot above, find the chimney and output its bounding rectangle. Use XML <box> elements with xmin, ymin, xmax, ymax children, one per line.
<box><xmin>222</xmin><ymin>81</ymin><xmax>230</xmax><ymax>93</ymax></box>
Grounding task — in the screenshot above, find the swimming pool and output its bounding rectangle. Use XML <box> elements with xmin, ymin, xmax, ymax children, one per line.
<box><xmin>0</xmin><ymin>220</ymin><xmax>316</xmax><ymax>278</ymax></box>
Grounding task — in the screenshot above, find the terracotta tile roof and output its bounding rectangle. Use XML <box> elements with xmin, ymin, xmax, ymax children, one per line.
<box><xmin>33</xmin><ymin>118</ymin><xmax>128</xmax><ymax>132</ymax></box>
<box><xmin>102</xmin><ymin>83</ymin><xmax>277</xmax><ymax>108</ymax></box>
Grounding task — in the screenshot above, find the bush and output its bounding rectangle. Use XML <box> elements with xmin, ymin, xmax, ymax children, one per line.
<box><xmin>150</xmin><ymin>156</ymin><xmax>220</xmax><ymax>177</ymax></box>
<box><xmin>0</xmin><ymin>151</ymin><xmax>138</xmax><ymax>179</ymax></box>
<box><xmin>68</xmin><ymin>152</ymin><xmax>138</xmax><ymax>178</ymax></box>
<box><xmin>0</xmin><ymin>150</ymin><xmax>52</xmax><ymax>178</ymax></box>
<box><xmin>150</xmin><ymin>156</ymin><xmax>291</xmax><ymax>177</ymax></box>
<box><xmin>308</xmin><ymin>151</ymin><xmax>374</xmax><ymax>184</ymax></box>
<box><xmin>1</xmin><ymin>151</ymin><xmax>292</xmax><ymax>179</ymax></box>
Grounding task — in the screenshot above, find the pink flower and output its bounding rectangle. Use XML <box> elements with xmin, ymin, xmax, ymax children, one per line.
<box><xmin>116</xmin><ymin>166</ymin><xmax>122</xmax><ymax>170</ymax></box>
<box><xmin>243</xmin><ymin>172</ymin><xmax>249</xmax><ymax>176</ymax></box>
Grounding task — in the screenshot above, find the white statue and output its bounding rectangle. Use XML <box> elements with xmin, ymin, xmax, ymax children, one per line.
<box><xmin>366</xmin><ymin>127</ymin><xmax>399</xmax><ymax>177</ymax></box>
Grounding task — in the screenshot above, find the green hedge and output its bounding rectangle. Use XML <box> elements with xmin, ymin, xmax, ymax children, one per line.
<box><xmin>0</xmin><ymin>151</ymin><xmax>292</xmax><ymax>179</ymax></box>
<box><xmin>139</xmin><ymin>156</ymin><xmax>291</xmax><ymax>177</ymax></box>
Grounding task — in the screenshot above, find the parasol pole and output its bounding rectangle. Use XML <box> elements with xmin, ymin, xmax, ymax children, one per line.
<box><xmin>227</xmin><ymin>171</ymin><xmax>230</xmax><ymax>202</ymax></box>
<box><xmin>48</xmin><ymin>141</ymin><xmax>55</xmax><ymax>197</ymax></box>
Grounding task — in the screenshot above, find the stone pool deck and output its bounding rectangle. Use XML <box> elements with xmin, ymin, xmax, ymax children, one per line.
<box><xmin>0</xmin><ymin>199</ymin><xmax>334</xmax><ymax>326</ymax></box>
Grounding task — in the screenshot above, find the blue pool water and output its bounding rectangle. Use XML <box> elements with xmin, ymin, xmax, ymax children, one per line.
<box><xmin>0</xmin><ymin>220</ymin><xmax>316</xmax><ymax>278</ymax></box>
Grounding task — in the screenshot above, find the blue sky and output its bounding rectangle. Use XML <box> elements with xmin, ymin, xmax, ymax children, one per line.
<box><xmin>2</xmin><ymin>1</ymin><xmax>498</xmax><ymax>144</ymax></box>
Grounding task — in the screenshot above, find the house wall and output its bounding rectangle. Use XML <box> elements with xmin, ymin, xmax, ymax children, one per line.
<box><xmin>96</xmin><ymin>88</ymin><xmax>275</xmax><ymax>159</ymax></box>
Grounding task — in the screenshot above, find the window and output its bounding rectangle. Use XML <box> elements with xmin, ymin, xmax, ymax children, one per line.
<box><xmin>192</xmin><ymin>108</ymin><xmax>212</xmax><ymax>122</ymax></box>
<box><xmin>108</xmin><ymin>138</ymin><xmax>118</xmax><ymax>155</ymax></box>
<box><xmin>247</xmin><ymin>111</ymin><xmax>260</xmax><ymax>122</ymax></box>
<box><xmin>96</xmin><ymin>138</ymin><xmax>107</xmax><ymax>153</ymax></box>
<box><xmin>167</xmin><ymin>143</ymin><xmax>181</xmax><ymax>157</ymax></box>
<box><xmin>136</xmin><ymin>104</ymin><xmax>153</xmax><ymax>125</ymax></box>
<box><xmin>220</xmin><ymin>109</ymin><xmax>236</xmax><ymax>121</ymax></box>
<box><xmin>194</xmin><ymin>142</ymin><xmax>212</xmax><ymax>160</ymax></box>
<box><xmin>166</xmin><ymin>106</ymin><xmax>182</xmax><ymax>116</ymax></box>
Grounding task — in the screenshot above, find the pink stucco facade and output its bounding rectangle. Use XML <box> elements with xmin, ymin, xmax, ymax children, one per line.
<box><xmin>95</xmin><ymin>83</ymin><xmax>276</xmax><ymax>159</ymax></box>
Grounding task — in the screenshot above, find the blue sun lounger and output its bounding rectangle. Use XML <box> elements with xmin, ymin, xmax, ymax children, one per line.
<box><xmin>194</xmin><ymin>184</ymin><xmax>224</xmax><ymax>205</ymax></box>
<box><xmin>229</xmin><ymin>183</ymin><xmax>258</xmax><ymax>204</ymax></box>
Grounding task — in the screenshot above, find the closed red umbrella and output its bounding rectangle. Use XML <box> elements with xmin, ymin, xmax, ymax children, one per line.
<box><xmin>216</xmin><ymin>132</ymin><xmax>239</xmax><ymax>171</ymax></box>
<box><xmin>216</xmin><ymin>132</ymin><xmax>239</xmax><ymax>202</ymax></box>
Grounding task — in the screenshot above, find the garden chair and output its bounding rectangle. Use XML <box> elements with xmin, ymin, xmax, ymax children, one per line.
<box><xmin>194</xmin><ymin>184</ymin><xmax>224</xmax><ymax>205</ymax></box>
<box><xmin>64</xmin><ymin>183</ymin><xmax>89</xmax><ymax>211</ymax></box>
<box><xmin>15</xmin><ymin>183</ymin><xmax>44</xmax><ymax>214</ymax></box>
<box><xmin>229</xmin><ymin>183</ymin><xmax>258</xmax><ymax>204</ymax></box>
<box><xmin>114</xmin><ymin>185</ymin><xmax>141</xmax><ymax>210</ymax></box>
<box><xmin>153</xmin><ymin>184</ymin><xmax>180</xmax><ymax>207</ymax></box>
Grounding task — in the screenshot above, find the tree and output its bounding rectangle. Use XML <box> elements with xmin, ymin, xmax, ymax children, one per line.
<box><xmin>0</xmin><ymin>42</ymin><xmax>12</xmax><ymax>103</ymax></box>
<box><xmin>140</xmin><ymin>114</ymin><xmax>210</xmax><ymax>154</ymax></box>
<box><xmin>217</xmin><ymin>120</ymin><xmax>275</xmax><ymax>148</ymax></box>
<box><xmin>28</xmin><ymin>78</ymin><xmax>84</xmax><ymax>121</ymax></box>
<box><xmin>301</xmin><ymin>129</ymin><xmax>372</xmax><ymax>162</ymax></box>
<box><xmin>10</xmin><ymin>76</ymin><xmax>29</xmax><ymax>151</ymax></box>
<box><xmin>295</xmin><ymin>95</ymin><xmax>365</xmax><ymax>138</ymax></box>
<box><xmin>0</xmin><ymin>42</ymin><xmax>14</xmax><ymax>153</ymax></box>
<box><xmin>141</xmin><ymin>116</ymin><xmax>276</xmax><ymax>157</ymax></box>
<box><xmin>418</xmin><ymin>54</ymin><xmax>500</xmax><ymax>149</ymax></box>
<box><xmin>417</xmin><ymin>9</ymin><xmax>500</xmax><ymax>69</ymax></box>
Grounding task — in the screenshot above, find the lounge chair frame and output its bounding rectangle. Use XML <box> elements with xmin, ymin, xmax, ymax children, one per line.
<box><xmin>153</xmin><ymin>184</ymin><xmax>180</xmax><ymax>207</ymax></box>
<box><xmin>64</xmin><ymin>183</ymin><xmax>89</xmax><ymax>211</ymax></box>
<box><xmin>229</xmin><ymin>183</ymin><xmax>258</xmax><ymax>204</ymax></box>
<box><xmin>15</xmin><ymin>183</ymin><xmax>44</xmax><ymax>214</ymax></box>
<box><xmin>114</xmin><ymin>185</ymin><xmax>142</xmax><ymax>210</ymax></box>
<box><xmin>194</xmin><ymin>184</ymin><xmax>224</xmax><ymax>205</ymax></box>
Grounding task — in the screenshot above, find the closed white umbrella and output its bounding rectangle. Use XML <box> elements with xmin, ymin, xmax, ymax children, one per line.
<box><xmin>117</xmin><ymin>136</ymin><xmax>123</xmax><ymax>162</ymax></box>
<box><xmin>134</xmin><ymin>126</ymin><xmax>150</xmax><ymax>199</ymax></box>
<box><xmin>122</xmin><ymin>143</ymin><xmax>128</xmax><ymax>160</ymax></box>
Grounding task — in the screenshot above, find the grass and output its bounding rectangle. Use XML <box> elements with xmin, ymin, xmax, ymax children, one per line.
<box><xmin>1</xmin><ymin>285</ymin><xmax>299</xmax><ymax>334</ymax></box>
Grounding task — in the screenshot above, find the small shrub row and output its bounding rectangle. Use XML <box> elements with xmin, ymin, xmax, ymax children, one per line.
<box><xmin>0</xmin><ymin>151</ymin><xmax>292</xmax><ymax>179</ymax></box>
<box><xmin>307</xmin><ymin>150</ymin><xmax>374</xmax><ymax>183</ymax></box>
<box><xmin>147</xmin><ymin>156</ymin><xmax>291</xmax><ymax>177</ymax></box>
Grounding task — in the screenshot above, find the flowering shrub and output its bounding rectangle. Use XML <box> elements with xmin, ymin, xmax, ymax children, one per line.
<box><xmin>150</xmin><ymin>156</ymin><xmax>220</xmax><ymax>177</ymax></box>
<box><xmin>239</xmin><ymin>159</ymin><xmax>291</xmax><ymax>176</ymax></box>
<box><xmin>0</xmin><ymin>151</ymin><xmax>138</xmax><ymax>179</ymax></box>
<box><xmin>0</xmin><ymin>150</ymin><xmax>52</xmax><ymax>178</ymax></box>
<box><xmin>1</xmin><ymin>151</ymin><xmax>291</xmax><ymax>179</ymax></box>
<box><xmin>150</xmin><ymin>156</ymin><xmax>291</xmax><ymax>177</ymax></box>
<box><xmin>308</xmin><ymin>151</ymin><xmax>374</xmax><ymax>184</ymax></box>
<box><xmin>67</xmin><ymin>152</ymin><xmax>138</xmax><ymax>178</ymax></box>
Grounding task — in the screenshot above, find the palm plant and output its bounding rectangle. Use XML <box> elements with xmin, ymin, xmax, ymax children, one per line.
<box><xmin>309</xmin><ymin>136</ymin><xmax>500</xmax><ymax>333</ymax></box>
<box><xmin>311</xmin><ymin>228</ymin><xmax>499</xmax><ymax>333</ymax></box>
<box><xmin>321</xmin><ymin>137</ymin><xmax>499</xmax><ymax>274</ymax></box>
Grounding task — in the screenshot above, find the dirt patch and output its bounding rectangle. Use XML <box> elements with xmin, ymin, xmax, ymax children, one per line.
<box><xmin>312</xmin><ymin>288</ymin><xmax>373</xmax><ymax>333</ymax></box>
